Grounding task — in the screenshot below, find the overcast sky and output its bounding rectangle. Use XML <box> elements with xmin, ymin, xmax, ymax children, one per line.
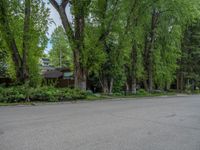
<box><xmin>44</xmin><ymin>1</ymin><xmax>71</xmax><ymax>53</ymax></box>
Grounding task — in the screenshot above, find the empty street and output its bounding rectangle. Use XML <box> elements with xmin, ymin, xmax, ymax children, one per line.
<box><xmin>0</xmin><ymin>96</ymin><xmax>200</xmax><ymax>150</ymax></box>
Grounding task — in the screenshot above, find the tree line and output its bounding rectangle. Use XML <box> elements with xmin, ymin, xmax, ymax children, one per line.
<box><xmin>0</xmin><ymin>0</ymin><xmax>200</xmax><ymax>93</ymax></box>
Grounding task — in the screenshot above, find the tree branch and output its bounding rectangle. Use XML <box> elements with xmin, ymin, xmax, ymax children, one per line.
<box><xmin>0</xmin><ymin>0</ymin><xmax>22</xmax><ymax>66</ymax></box>
<box><xmin>22</xmin><ymin>0</ymin><xmax>31</xmax><ymax>78</ymax></box>
<box><xmin>61</xmin><ymin>0</ymin><xmax>69</xmax><ymax>9</ymax></box>
<box><xmin>50</xmin><ymin>0</ymin><xmax>75</xmax><ymax>43</ymax></box>
<box><xmin>49</xmin><ymin>0</ymin><xmax>60</xmax><ymax>12</ymax></box>
<box><xmin>99</xmin><ymin>0</ymin><xmax>119</xmax><ymax>41</ymax></box>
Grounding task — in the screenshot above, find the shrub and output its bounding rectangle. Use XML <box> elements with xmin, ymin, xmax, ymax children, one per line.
<box><xmin>0</xmin><ymin>87</ymin><xmax>4</xmax><ymax>102</ymax></box>
<box><xmin>113</xmin><ymin>92</ymin><xmax>124</xmax><ymax>96</ymax></box>
<box><xmin>0</xmin><ymin>86</ymin><xmax>87</xmax><ymax>103</ymax></box>
<box><xmin>0</xmin><ymin>86</ymin><xmax>27</xmax><ymax>103</ymax></box>
<box><xmin>136</xmin><ymin>89</ymin><xmax>148</xmax><ymax>96</ymax></box>
<box><xmin>60</xmin><ymin>88</ymin><xmax>87</xmax><ymax>100</ymax></box>
<box><xmin>30</xmin><ymin>86</ymin><xmax>60</xmax><ymax>102</ymax></box>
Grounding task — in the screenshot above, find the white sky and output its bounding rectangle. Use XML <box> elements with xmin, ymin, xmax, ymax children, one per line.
<box><xmin>44</xmin><ymin>1</ymin><xmax>72</xmax><ymax>53</ymax></box>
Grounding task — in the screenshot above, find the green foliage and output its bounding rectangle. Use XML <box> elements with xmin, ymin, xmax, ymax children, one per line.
<box><xmin>0</xmin><ymin>86</ymin><xmax>87</xmax><ymax>103</ymax></box>
<box><xmin>84</xmin><ymin>26</ymin><xmax>106</xmax><ymax>75</ymax></box>
<box><xmin>0</xmin><ymin>0</ymin><xmax>50</xmax><ymax>84</ymax></box>
<box><xmin>177</xmin><ymin>19</ymin><xmax>200</xmax><ymax>90</ymax></box>
<box><xmin>0</xmin><ymin>47</ymin><xmax>7</xmax><ymax>77</ymax></box>
<box><xmin>31</xmin><ymin>87</ymin><xmax>87</xmax><ymax>101</ymax></box>
<box><xmin>0</xmin><ymin>86</ymin><xmax>27</xmax><ymax>103</ymax></box>
<box><xmin>136</xmin><ymin>89</ymin><xmax>149</xmax><ymax>96</ymax></box>
<box><xmin>1</xmin><ymin>0</ymin><xmax>200</xmax><ymax>93</ymax></box>
<box><xmin>49</xmin><ymin>26</ymin><xmax>72</xmax><ymax>68</ymax></box>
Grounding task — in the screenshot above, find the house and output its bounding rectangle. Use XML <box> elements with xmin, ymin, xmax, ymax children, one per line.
<box><xmin>40</xmin><ymin>58</ymin><xmax>55</xmax><ymax>74</ymax></box>
<box><xmin>43</xmin><ymin>67</ymin><xmax>74</xmax><ymax>87</ymax></box>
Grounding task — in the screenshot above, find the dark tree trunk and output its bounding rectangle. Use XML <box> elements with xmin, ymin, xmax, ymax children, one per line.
<box><xmin>180</xmin><ymin>72</ymin><xmax>184</xmax><ymax>92</ymax></box>
<box><xmin>109</xmin><ymin>78</ymin><xmax>114</xmax><ymax>94</ymax></box>
<box><xmin>50</xmin><ymin>0</ymin><xmax>87</xmax><ymax>90</ymax></box>
<box><xmin>73</xmin><ymin>7</ymin><xmax>87</xmax><ymax>90</ymax></box>
<box><xmin>143</xmin><ymin>35</ymin><xmax>149</xmax><ymax>91</ymax></box>
<box><xmin>73</xmin><ymin>49</ymin><xmax>87</xmax><ymax>90</ymax></box>
<box><xmin>143</xmin><ymin>80</ymin><xmax>149</xmax><ymax>91</ymax></box>
<box><xmin>0</xmin><ymin>0</ymin><xmax>29</xmax><ymax>83</ymax></box>
<box><xmin>176</xmin><ymin>71</ymin><xmax>185</xmax><ymax>92</ymax></box>
<box><xmin>132</xmin><ymin>78</ymin><xmax>137</xmax><ymax>94</ymax></box>
<box><xmin>128</xmin><ymin>77</ymin><xmax>133</xmax><ymax>93</ymax></box>
<box><xmin>130</xmin><ymin>44</ymin><xmax>137</xmax><ymax>94</ymax></box>
<box><xmin>21</xmin><ymin>0</ymin><xmax>31</xmax><ymax>83</ymax></box>
<box><xmin>143</xmin><ymin>8</ymin><xmax>159</xmax><ymax>92</ymax></box>
<box><xmin>176</xmin><ymin>73</ymin><xmax>180</xmax><ymax>91</ymax></box>
<box><xmin>99</xmin><ymin>75</ymin><xmax>109</xmax><ymax>94</ymax></box>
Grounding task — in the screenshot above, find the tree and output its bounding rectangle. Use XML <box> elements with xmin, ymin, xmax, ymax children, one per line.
<box><xmin>0</xmin><ymin>0</ymin><xmax>49</xmax><ymax>85</ymax></box>
<box><xmin>140</xmin><ymin>0</ymin><xmax>200</xmax><ymax>92</ymax></box>
<box><xmin>177</xmin><ymin>21</ymin><xmax>200</xmax><ymax>91</ymax></box>
<box><xmin>49</xmin><ymin>26</ymin><xmax>72</xmax><ymax>68</ymax></box>
<box><xmin>50</xmin><ymin>0</ymin><xmax>91</xmax><ymax>90</ymax></box>
<box><xmin>87</xmin><ymin>0</ymin><xmax>131</xmax><ymax>93</ymax></box>
<box><xmin>0</xmin><ymin>0</ymin><xmax>31</xmax><ymax>83</ymax></box>
<box><xmin>0</xmin><ymin>35</ymin><xmax>7</xmax><ymax>77</ymax></box>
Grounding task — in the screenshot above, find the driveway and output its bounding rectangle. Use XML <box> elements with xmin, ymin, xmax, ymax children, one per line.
<box><xmin>0</xmin><ymin>95</ymin><xmax>200</xmax><ymax>150</ymax></box>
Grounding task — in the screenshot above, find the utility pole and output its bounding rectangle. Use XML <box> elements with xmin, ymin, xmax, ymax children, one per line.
<box><xmin>59</xmin><ymin>49</ymin><xmax>62</xmax><ymax>68</ymax></box>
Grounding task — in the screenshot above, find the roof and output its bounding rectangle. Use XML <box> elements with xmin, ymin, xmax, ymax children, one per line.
<box><xmin>40</xmin><ymin>65</ymin><xmax>55</xmax><ymax>71</ymax></box>
<box><xmin>56</xmin><ymin>67</ymin><xmax>71</xmax><ymax>72</ymax></box>
<box><xmin>41</xmin><ymin>58</ymin><xmax>50</xmax><ymax>61</ymax></box>
<box><xmin>43</xmin><ymin>70</ymin><xmax>63</xmax><ymax>79</ymax></box>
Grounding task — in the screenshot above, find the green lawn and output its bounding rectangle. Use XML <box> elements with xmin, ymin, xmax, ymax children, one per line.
<box><xmin>0</xmin><ymin>92</ymin><xmax>176</xmax><ymax>106</ymax></box>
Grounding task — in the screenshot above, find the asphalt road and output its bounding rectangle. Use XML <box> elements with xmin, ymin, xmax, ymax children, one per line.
<box><xmin>0</xmin><ymin>95</ymin><xmax>200</xmax><ymax>150</ymax></box>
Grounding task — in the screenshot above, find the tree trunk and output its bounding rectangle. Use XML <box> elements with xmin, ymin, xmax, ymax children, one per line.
<box><xmin>73</xmin><ymin>50</ymin><xmax>87</xmax><ymax>90</ymax></box>
<box><xmin>73</xmin><ymin>7</ymin><xmax>87</xmax><ymax>90</ymax></box>
<box><xmin>128</xmin><ymin>79</ymin><xmax>133</xmax><ymax>93</ymax></box>
<box><xmin>148</xmin><ymin>63</ymin><xmax>153</xmax><ymax>92</ymax></box>
<box><xmin>180</xmin><ymin>72</ymin><xmax>184</xmax><ymax>92</ymax></box>
<box><xmin>144</xmin><ymin>8</ymin><xmax>159</xmax><ymax>92</ymax></box>
<box><xmin>0</xmin><ymin>0</ymin><xmax>30</xmax><ymax>83</ymax></box>
<box><xmin>176</xmin><ymin>73</ymin><xmax>181</xmax><ymax>92</ymax></box>
<box><xmin>143</xmin><ymin>36</ymin><xmax>149</xmax><ymax>91</ymax></box>
<box><xmin>21</xmin><ymin>0</ymin><xmax>31</xmax><ymax>83</ymax></box>
<box><xmin>143</xmin><ymin>80</ymin><xmax>148</xmax><ymax>91</ymax></box>
<box><xmin>109</xmin><ymin>78</ymin><xmax>114</xmax><ymax>94</ymax></box>
<box><xmin>102</xmin><ymin>77</ymin><xmax>109</xmax><ymax>93</ymax></box>
<box><xmin>131</xmin><ymin>44</ymin><xmax>137</xmax><ymax>94</ymax></box>
<box><xmin>148</xmin><ymin>9</ymin><xmax>158</xmax><ymax>92</ymax></box>
<box><xmin>50</xmin><ymin>0</ymin><xmax>87</xmax><ymax>90</ymax></box>
<box><xmin>132</xmin><ymin>78</ymin><xmax>137</xmax><ymax>94</ymax></box>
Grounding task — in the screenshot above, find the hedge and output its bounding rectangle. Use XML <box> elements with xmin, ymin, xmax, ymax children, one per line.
<box><xmin>0</xmin><ymin>86</ymin><xmax>87</xmax><ymax>103</ymax></box>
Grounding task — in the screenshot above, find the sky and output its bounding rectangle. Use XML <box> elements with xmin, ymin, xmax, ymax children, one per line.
<box><xmin>44</xmin><ymin>1</ymin><xmax>71</xmax><ymax>53</ymax></box>
<box><xmin>44</xmin><ymin>2</ymin><xmax>61</xmax><ymax>53</ymax></box>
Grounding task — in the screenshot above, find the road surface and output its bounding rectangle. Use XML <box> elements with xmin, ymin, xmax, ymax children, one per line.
<box><xmin>0</xmin><ymin>95</ymin><xmax>200</xmax><ymax>150</ymax></box>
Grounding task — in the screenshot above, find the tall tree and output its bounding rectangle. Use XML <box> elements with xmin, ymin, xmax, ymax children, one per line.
<box><xmin>50</xmin><ymin>0</ymin><xmax>91</xmax><ymax>90</ymax></box>
<box><xmin>90</xmin><ymin>0</ymin><xmax>127</xmax><ymax>93</ymax></box>
<box><xmin>177</xmin><ymin>21</ymin><xmax>200</xmax><ymax>91</ymax></box>
<box><xmin>0</xmin><ymin>0</ymin><xmax>30</xmax><ymax>83</ymax></box>
<box><xmin>49</xmin><ymin>26</ymin><xmax>72</xmax><ymax>68</ymax></box>
<box><xmin>0</xmin><ymin>0</ymin><xmax>49</xmax><ymax>85</ymax></box>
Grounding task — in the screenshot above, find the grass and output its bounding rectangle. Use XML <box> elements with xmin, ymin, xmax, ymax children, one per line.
<box><xmin>0</xmin><ymin>102</ymin><xmax>33</xmax><ymax>106</ymax></box>
<box><xmin>86</xmin><ymin>91</ymin><xmax>177</xmax><ymax>100</ymax></box>
<box><xmin>0</xmin><ymin>91</ymin><xmax>191</xmax><ymax>106</ymax></box>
